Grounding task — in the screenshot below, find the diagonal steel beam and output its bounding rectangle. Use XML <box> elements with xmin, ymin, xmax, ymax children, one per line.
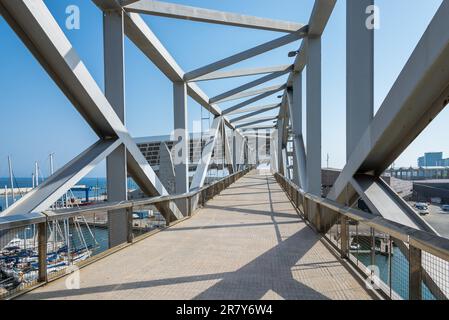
<box><xmin>210</xmin><ymin>68</ymin><xmax>291</xmax><ymax>104</ymax></box>
<box><xmin>123</xmin><ymin>0</ymin><xmax>305</xmax><ymax>33</ymax></box>
<box><xmin>190</xmin><ymin>65</ymin><xmax>292</xmax><ymax>82</ymax></box>
<box><xmin>1</xmin><ymin>0</ymin><xmax>182</xmax><ymax>219</ymax></box>
<box><xmin>0</xmin><ymin>139</ymin><xmax>121</xmax><ymax>217</ymax></box>
<box><xmin>222</xmin><ymin>124</ymin><xmax>234</xmax><ymax>173</ymax></box>
<box><xmin>223</xmin><ymin>85</ymin><xmax>286</xmax><ymax>115</ymax></box>
<box><xmin>191</xmin><ymin>117</ymin><xmax>223</xmax><ymax>190</ymax></box>
<box><xmin>184</xmin><ymin>27</ymin><xmax>308</xmax><ymax>81</ymax></box>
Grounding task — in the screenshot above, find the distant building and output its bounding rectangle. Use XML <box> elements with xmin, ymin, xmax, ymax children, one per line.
<box><xmin>438</xmin><ymin>158</ymin><xmax>449</xmax><ymax>167</ymax></box>
<box><xmin>390</xmin><ymin>166</ymin><xmax>449</xmax><ymax>181</ymax></box>
<box><xmin>417</xmin><ymin>152</ymin><xmax>444</xmax><ymax>167</ymax></box>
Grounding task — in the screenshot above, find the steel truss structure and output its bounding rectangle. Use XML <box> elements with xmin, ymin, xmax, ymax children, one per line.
<box><xmin>1</xmin><ymin>1</ymin><xmax>449</xmax><ymax>292</ymax></box>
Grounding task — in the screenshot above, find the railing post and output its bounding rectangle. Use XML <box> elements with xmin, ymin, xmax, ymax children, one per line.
<box><xmin>38</xmin><ymin>221</ymin><xmax>48</xmax><ymax>283</ymax></box>
<box><xmin>187</xmin><ymin>196</ymin><xmax>192</xmax><ymax>216</ymax></box>
<box><xmin>341</xmin><ymin>216</ymin><xmax>349</xmax><ymax>258</ymax></box>
<box><xmin>315</xmin><ymin>203</ymin><xmax>322</xmax><ymax>233</ymax></box>
<box><xmin>409</xmin><ymin>245</ymin><xmax>423</xmax><ymax>300</ymax></box>
<box><xmin>127</xmin><ymin>207</ymin><xmax>134</xmax><ymax>244</ymax></box>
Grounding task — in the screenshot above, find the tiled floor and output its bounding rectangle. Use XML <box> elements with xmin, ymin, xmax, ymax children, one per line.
<box><xmin>20</xmin><ymin>171</ymin><xmax>373</xmax><ymax>300</ymax></box>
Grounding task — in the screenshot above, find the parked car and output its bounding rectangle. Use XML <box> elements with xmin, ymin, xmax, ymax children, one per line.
<box><xmin>442</xmin><ymin>205</ymin><xmax>449</xmax><ymax>212</ymax></box>
<box><xmin>415</xmin><ymin>203</ymin><xmax>430</xmax><ymax>215</ymax></box>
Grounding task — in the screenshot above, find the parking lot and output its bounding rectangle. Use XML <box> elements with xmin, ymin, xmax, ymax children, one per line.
<box><xmin>409</xmin><ymin>202</ymin><xmax>449</xmax><ymax>238</ymax></box>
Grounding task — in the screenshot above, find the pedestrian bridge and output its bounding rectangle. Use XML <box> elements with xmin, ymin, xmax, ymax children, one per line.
<box><xmin>2</xmin><ymin>0</ymin><xmax>449</xmax><ymax>301</ymax></box>
<box><xmin>19</xmin><ymin>171</ymin><xmax>372</xmax><ymax>300</ymax></box>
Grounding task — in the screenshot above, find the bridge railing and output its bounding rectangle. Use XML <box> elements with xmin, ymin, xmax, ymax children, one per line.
<box><xmin>0</xmin><ymin>166</ymin><xmax>254</xmax><ymax>300</ymax></box>
<box><xmin>275</xmin><ymin>173</ymin><xmax>449</xmax><ymax>300</ymax></box>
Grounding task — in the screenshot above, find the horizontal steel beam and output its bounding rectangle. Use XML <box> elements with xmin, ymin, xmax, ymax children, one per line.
<box><xmin>226</xmin><ymin>103</ymin><xmax>280</xmax><ymax>116</ymax></box>
<box><xmin>190</xmin><ymin>65</ymin><xmax>292</xmax><ymax>82</ymax></box>
<box><xmin>210</xmin><ymin>69</ymin><xmax>291</xmax><ymax>104</ymax></box>
<box><xmin>223</xmin><ymin>85</ymin><xmax>286</xmax><ymax>115</ymax></box>
<box><xmin>241</xmin><ymin>126</ymin><xmax>275</xmax><ymax>131</ymax></box>
<box><xmin>230</xmin><ymin>105</ymin><xmax>280</xmax><ymax>122</ymax></box>
<box><xmin>184</xmin><ymin>27</ymin><xmax>308</xmax><ymax>81</ymax></box>
<box><xmin>213</xmin><ymin>83</ymin><xmax>286</xmax><ymax>104</ymax></box>
<box><xmin>236</xmin><ymin>116</ymin><xmax>278</xmax><ymax>129</ymax></box>
<box><xmin>124</xmin><ymin>0</ymin><xmax>305</xmax><ymax>33</ymax></box>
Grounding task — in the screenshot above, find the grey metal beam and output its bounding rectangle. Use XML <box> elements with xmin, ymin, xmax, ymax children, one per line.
<box><xmin>222</xmin><ymin>85</ymin><xmax>286</xmax><ymax>115</ymax></box>
<box><xmin>328</xmin><ymin>1</ymin><xmax>449</xmax><ymax>204</ymax></box>
<box><xmin>223</xmin><ymin>125</ymin><xmax>234</xmax><ymax>172</ymax></box>
<box><xmin>308</xmin><ymin>0</ymin><xmax>337</xmax><ymax>37</ymax></box>
<box><xmin>210</xmin><ymin>68</ymin><xmax>291</xmax><ymax>104</ymax></box>
<box><xmin>225</xmin><ymin>103</ymin><xmax>280</xmax><ymax>116</ymax></box>
<box><xmin>346</xmin><ymin>0</ymin><xmax>374</xmax><ymax>159</ymax></box>
<box><xmin>232</xmin><ymin>132</ymin><xmax>237</xmax><ymax>172</ymax></box>
<box><xmin>104</xmin><ymin>9</ymin><xmax>129</xmax><ymax>247</ymax></box>
<box><xmin>0</xmin><ymin>0</ymin><xmax>182</xmax><ymax>220</ymax></box>
<box><xmin>122</xmin><ymin>12</ymin><xmax>228</xmax><ymax>120</ymax></box>
<box><xmin>233</xmin><ymin>115</ymin><xmax>278</xmax><ymax>124</ymax></box>
<box><xmin>124</xmin><ymin>0</ymin><xmax>305</xmax><ymax>33</ymax></box>
<box><xmin>191</xmin><ymin>117</ymin><xmax>223</xmax><ymax>190</ymax></box>
<box><xmin>124</xmin><ymin>12</ymin><xmax>184</xmax><ymax>82</ymax></box>
<box><xmin>236</xmin><ymin>116</ymin><xmax>277</xmax><ymax>129</ymax></box>
<box><xmin>190</xmin><ymin>65</ymin><xmax>292</xmax><ymax>82</ymax></box>
<box><xmin>306</xmin><ymin>37</ymin><xmax>321</xmax><ymax>196</ymax></box>
<box><xmin>287</xmin><ymin>73</ymin><xmax>307</xmax><ymax>189</ymax></box>
<box><xmin>173</xmin><ymin>82</ymin><xmax>189</xmax><ymax>195</ymax></box>
<box><xmin>230</xmin><ymin>105</ymin><xmax>280</xmax><ymax>123</ymax></box>
<box><xmin>1</xmin><ymin>140</ymin><xmax>121</xmax><ymax>216</ymax></box>
<box><xmin>241</xmin><ymin>125</ymin><xmax>275</xmax><ymax>131</ymax></box>
<box><xmin>351</xmin><ymin>174</ymin><xmax>436</xmax><ymax>234</ymax></box>
<box><xmin>184</xmin><ymin>27</ymin><xmax>308</xmax><ymax>81</ymax></box>
<box><xmin>215</xmin><ymin>84</ymin><xmax>286</xmax><ymax>104</ymax></box>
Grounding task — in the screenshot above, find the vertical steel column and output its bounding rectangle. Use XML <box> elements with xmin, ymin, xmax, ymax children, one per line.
<box><xmin>306</xmin><ymin>37</ymin><xmax>322</xmax><ymax>197</ymax></box>
<box><xmin>174</xmin><ymin>82</ymin><xmax>189</xmax><ymax>215</ymax></box>
<box><xmin>255</xmin><ymin>129</ymin><xmax>259</xmax><ymax>166</ymax></box>
<box><xmin>346</xmin><ymin>0</ymin><xmax>374</xmax><ymax>159</ymax></box>
<box><xmin>232</xmin><ymin>131</ymin><xmax>237</xmax><ymax>172</ymax></box>
<box><xmin>173</xmin><ymin>82</ymin><xmax>189</xmax><ymax>187</ymax></box>
<box><xmin>104</xmin><ymin>9</ymin><xmax>128</xmax><ymax>247</ymax></box>
<box><xmin>304</xmin><ymin>36</ymin><xmax>322</xmax><ymax>226</ymax></box>
<box><xmin>277</xmin><ymin>119</ymin><xmax>284</xmax><ymax>175</ymax></box>
<box><xmin>289</xmin><ymin>72</ymin><xmax>306</xmax><ymax>188</ymax></box>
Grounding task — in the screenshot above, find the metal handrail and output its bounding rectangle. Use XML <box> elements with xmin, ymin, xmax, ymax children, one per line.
<box><xmin>274</xmin><ymin>173</ymin><xmax>449</xmax><ymax>266</ymax></box>
<box><xmin>0</xmin><ymin>167</ymin><xmax>254</xmax><ymax>231</ymax></box>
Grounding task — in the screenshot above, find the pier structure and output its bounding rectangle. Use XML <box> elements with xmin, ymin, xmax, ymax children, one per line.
<box><xmin>0</xmin><ymin>0</ymin><xmax>449</xmax><ymax>300</ymax></box>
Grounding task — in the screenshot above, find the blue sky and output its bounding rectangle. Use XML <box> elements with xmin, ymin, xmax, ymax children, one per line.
<box><xmin>0</xmin><ymin>0</ymin><xmax>446</xmax><ymax>178</ymax></box>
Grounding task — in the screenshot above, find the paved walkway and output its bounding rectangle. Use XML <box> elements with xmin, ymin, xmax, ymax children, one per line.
<box><xmin>21</xmin><ymin>171</ymin><xmax>372</xmax><ymax>300</ymax></box>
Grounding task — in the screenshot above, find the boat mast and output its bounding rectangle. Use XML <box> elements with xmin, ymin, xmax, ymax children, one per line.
<box><xmin>49</xmin><ymin>153</ymin><xmax>55</xmax><ymax>175</ymax></box>
<box><xmin>4</xmin><ymin>185</ymin><xmax>9</xmax><ymax>209</ymax></box>
<box><xmin>35</xmin><ymin>161</ymin><xmax>39</xmax><ymax>187</ymax></box>
<box><xmin>8</xmin><ymin>155</ymin><xmax>15</xmax><ymax>202</ymax></box>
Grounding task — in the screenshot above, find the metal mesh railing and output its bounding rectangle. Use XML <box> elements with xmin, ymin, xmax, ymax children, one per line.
<box><xmin>0</xmin><ymin>224</ymin><xmax>41</xmax><ymax>299</ymax></box>
<box><xmin>275</xmin><ymin>172</ymin><xmax>449</xmax><ymax>300</ymax></box>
